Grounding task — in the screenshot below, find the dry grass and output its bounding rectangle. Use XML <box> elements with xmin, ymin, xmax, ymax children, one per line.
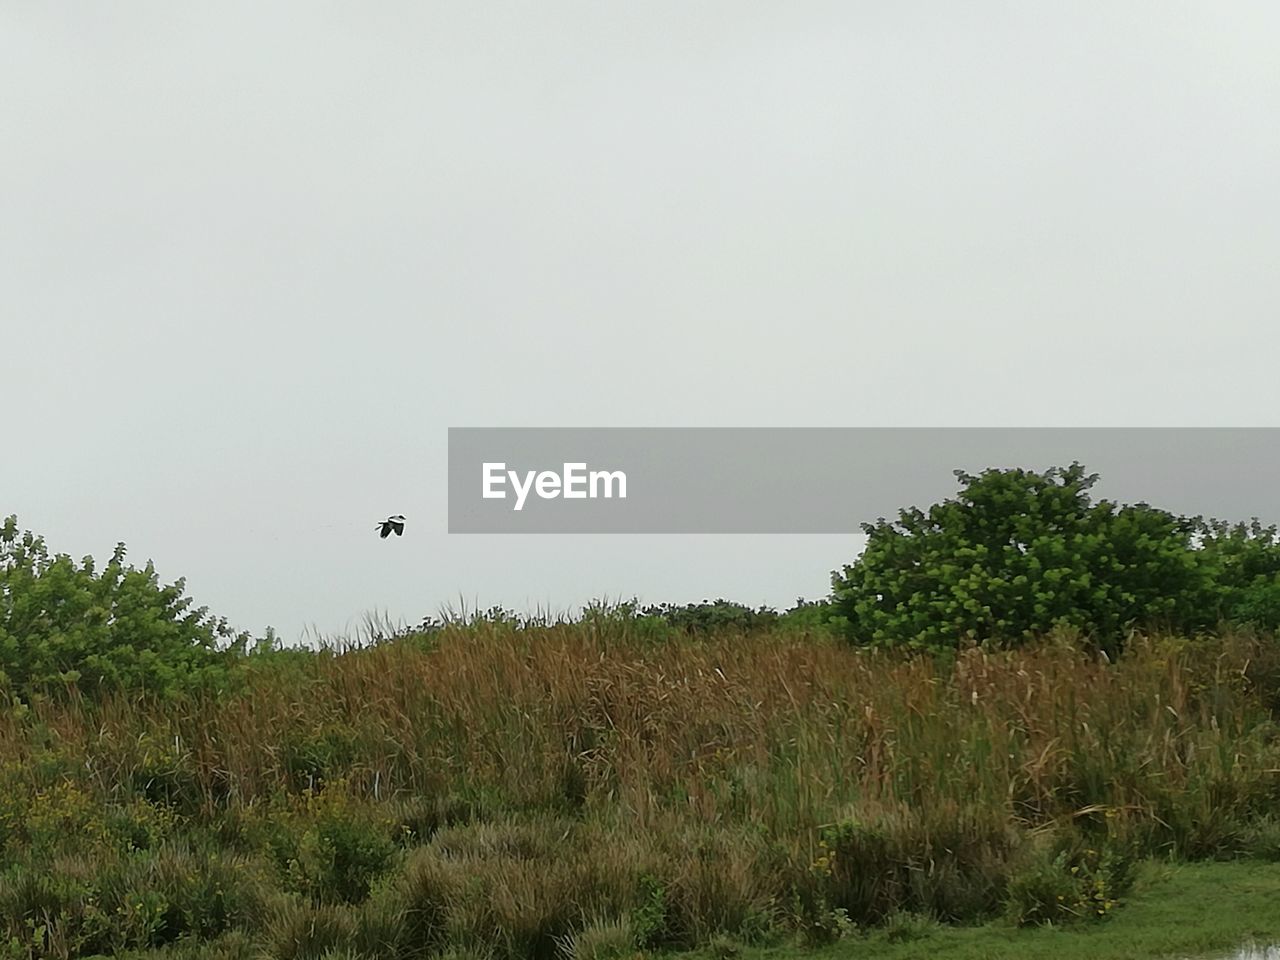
<box><xmin>2</xmin><ymin>622</ymin><xmax>1279</xmax><ymax>957</ymax></box>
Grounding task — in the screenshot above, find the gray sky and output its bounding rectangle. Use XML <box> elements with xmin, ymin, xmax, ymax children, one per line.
<box><xmin>4</xmin><ymin>3</ymin><xmax>1279</xmax><ymax>643</ymax></box>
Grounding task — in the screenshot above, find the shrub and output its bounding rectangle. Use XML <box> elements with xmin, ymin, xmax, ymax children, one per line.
<box><xmin>630</xmin><ymin>874</ymin><xmax>671</xmax><ymax>949</ymax></box>
<box><xmin>1196</xmin><ymin>520</ymin><xmax>1280</xmax><ymax>629</ymax></box>
<box><xmin>0</xmin><ymin>845</ymin><xmax>272</xmax><ymax>958</ymax></box>
<box><xmin>0</xmin><ymin>856</ymin><xmax>117</xmax><ymax>957</ymax></box>
<box><xmin>123</xmin><ymin>845</ymin><xmax>271</xmax><ymax>943</ymax></box>
<box><xmin>1005</xmin><ymin>836</ymin><xmax>1137</xmax><ymax>926</ymax></box>
<box><xmin>778</xmin><ymin>598</ymin><xmax>841</xmax><ymax>635</ymax></box>
<box><xmin>0</xmin><ymin>516</ymin><xmax>248</xmax><ymax>699</ymax></box>
<box><xmin>831</xmin><ymin>464</ymin><xmax>1213</xmax><ymax>653</ymax></box>
<box><xmin>812</xmin><ymin>803</ymin><xmax>1018</xmax><ymax>924</ymax></box>
<box><xmin>283</xmin><ymin>789</ymin><xmax>400</xmax><ymax>905</ymax></box>
<box><xmin>638</xmin><ymin>600</ymin><xmax>779</xmax><ymax>634</ymax></box>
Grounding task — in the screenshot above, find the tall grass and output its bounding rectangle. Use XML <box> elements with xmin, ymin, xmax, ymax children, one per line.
<box><xmin>2</xmin><ymin>621</ymin><xmax>1279</xmax><ymax>958</ymax></box>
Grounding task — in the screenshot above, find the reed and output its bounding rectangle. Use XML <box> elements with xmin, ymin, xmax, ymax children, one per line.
<box><xmin>2</xmin><ymin>623</ymin><xmax>1278</xmax><ymax>958</ymax></box>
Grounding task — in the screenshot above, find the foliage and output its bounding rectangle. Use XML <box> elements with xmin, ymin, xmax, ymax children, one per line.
<box><xmin>0</xmin><ymin>621</ymin><xmax>1277</xmax><ymax>956</ymax></box>
<box><xmin>777</xmin><ymin>598</ymin><xmax>841</xmax><ymax>634</ymax></box>
<box><xmin>1005</xmin><ymin>837</ymin><xmax>1137</xmax><ymax>926</ymax></box>
<box><xmin>8</xmin><ymin>492</ymin><xmax>1280</xmax><ymax>955</ymax></box>
<box><xmin>830</xmin><ymin>464</ymin><xmax>1223</xmax><ymax>653</ymax></box>
<box><xmin>0</xmin><ymin>516</ymin><xmax>248</xmax><ymax>698</ymax></box>
<box><xmin>810</xmin><ymin>804</ymin><xmax>1018</xmax><ymax>924</ymax></box>
<box><xmin>631</xmin><ymin>874</ymin><xmax>672</xmax><ymax>949</ymax></box>
<box><xmin>281</xmin><ymin>787</ymin><xmax>400</xmax><ymax>904</ymax></box>
<box><xmin>577</xmin><ymin>597</ymin><xmax>838</xmax><ymax>638</ymax></box>
<box><xmin>1194</xmin><ymin>519</ymin><xmax>1280</xmax><ymax>628</ymax></box>
<box><xmin>638</xmin><ymin>599</ymin><xmax>780</xmax><ymax>634</ymax></box>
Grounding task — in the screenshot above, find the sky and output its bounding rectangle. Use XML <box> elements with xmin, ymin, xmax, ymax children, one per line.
<box><xmin>4</xmin><ymin>2</ymin><xmax>1279</xmax><ymax>643</ymax></box>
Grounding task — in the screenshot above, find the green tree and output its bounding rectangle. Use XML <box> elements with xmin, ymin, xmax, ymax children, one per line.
<box><xmin>1195</xmin><ymin>519</ymin><xmax>1280</xmax><ymax>629</ymax></box>
<box><xmin>831</xmin><ymin>464</ymin><xmax>1212</xmax><ymax>653</ymax></box>
<box><xmin>0</xmin><ymin>515</ymin><xmax>246</xmax><ymax>697</ymax></box>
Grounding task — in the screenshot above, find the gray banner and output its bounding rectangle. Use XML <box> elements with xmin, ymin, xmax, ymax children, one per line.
<box><xmin>447</xmin><ymin>428</ymin><xmax>1280</xmax><ymax>533</ymax></box>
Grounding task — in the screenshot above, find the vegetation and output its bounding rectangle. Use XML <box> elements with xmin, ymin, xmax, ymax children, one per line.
<box><xmin>832</xmin><ymin>463</ymin><xmax>1280</xmax><ymax>653</ymax></box>
<box><xmin>1</xmin><ymin>615</ymin><xmax>1280</xmax><ymax>958</ymax></box>
<box><xmin>0</xmin><ymin>517</ymin><xmax>251</xmax><ymax>700</ymax></box>
<box><xmin>712</xmin><ymin>860</ymin><xmax>1280</xmax><ymax>960</ymax></box>
<box><xmin>3</xmin><ymin>457</ymin><xmax>1280</xmax><ymax>959</ymax></box>
<box><xmin>412</xmin><ymin>599</ymin><xmax>836</xmax><ymax>641</ymax></box>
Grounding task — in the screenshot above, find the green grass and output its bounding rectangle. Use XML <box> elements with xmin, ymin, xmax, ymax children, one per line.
<box><xmin>89</xmin><ymin>860</ymin><xmax>1280</xmax><ymax>959</ymax></box>
<box><xmin>709</xmin><ymin>860</ymin><xmax>1280</xmax><ymax>960</ymax></box>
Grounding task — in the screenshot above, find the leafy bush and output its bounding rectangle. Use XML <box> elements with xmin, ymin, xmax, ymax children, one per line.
<box><xmin>1196</xmin><ymin>520</ymin><xmax>1280</xmax><ymax>628</ymax></box>
<box><xmin>831</xmin><ymin>464</ymin><xmax>1216</xmax><ymax>653</ymax></box>
<box><xmin>637</xmin><ymin>600</ymin><xmax>780</xmax><ymax>634</ymax></box>
<box><xmin>630</xmin><ymin>874</ymin><xmax>672</xmax><ymax>949</ymax></box>
<box><xmin>778</xmin><ymin>598</ymin><xmax>841</xmax><ymax>635</ymax></box>
<box><xmin>1005</xmin><ymin>838</ymin><xmax>1137</xmax><ymax>926</ymax></box>
<box><xmin>0</xmin><ymin>516</ymin><xmax>247</xmax><ymax>698</ymax></box>
<box><xmin>282</xmin><ymin>788</ymin><xmax>399</xmax><ymax>905</ymax></box>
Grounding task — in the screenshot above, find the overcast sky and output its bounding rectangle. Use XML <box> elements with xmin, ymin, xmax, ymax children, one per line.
<box><xmin>4</xmin><ymin>3</ymin><xmax>1279</xmax><ymax>642</ymax></box>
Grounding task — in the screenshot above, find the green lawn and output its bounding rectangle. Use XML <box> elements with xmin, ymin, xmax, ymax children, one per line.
<box><xmin>704</xmin><ymin>861</ymin><xmax>1280</xmax><ymax>960</ymax></box>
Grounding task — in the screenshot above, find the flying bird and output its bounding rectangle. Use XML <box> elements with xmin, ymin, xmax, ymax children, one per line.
<box><xmin>376</xmin><ymin>515</ymin><xmax>406</xmax><ymax>538</ymax></box>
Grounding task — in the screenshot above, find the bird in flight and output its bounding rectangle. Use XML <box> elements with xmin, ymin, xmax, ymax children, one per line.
<box><xmin>376</xmin><ymin>515</ymin><xmax>406</xmax><ymax>538</ymax></box>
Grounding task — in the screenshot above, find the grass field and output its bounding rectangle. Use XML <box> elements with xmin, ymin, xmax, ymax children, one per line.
<box><xmin>726</xmin><ymin>860</ymin><xmax>1280</xmax><ymax>960</ymax></box>
<box><xmin>3</xmin><ymin>616</ymin><xmax>1280</xmax><ymax>958</ymax></box>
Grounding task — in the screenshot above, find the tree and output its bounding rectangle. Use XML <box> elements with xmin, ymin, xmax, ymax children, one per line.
<box><xmin>830</xmin><ymin>464</ymin><xmax>1212</xmax><ymax>653</ymax></box>
<box><xmin>0</xmin><ymin>515</ymin><xmax>246</xmax><ymax>697</ymax></box>
<box><xmin>1195</xmin><ymin>519</ymin><xmax>1280</xmax><ymax>629</ymax></box>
